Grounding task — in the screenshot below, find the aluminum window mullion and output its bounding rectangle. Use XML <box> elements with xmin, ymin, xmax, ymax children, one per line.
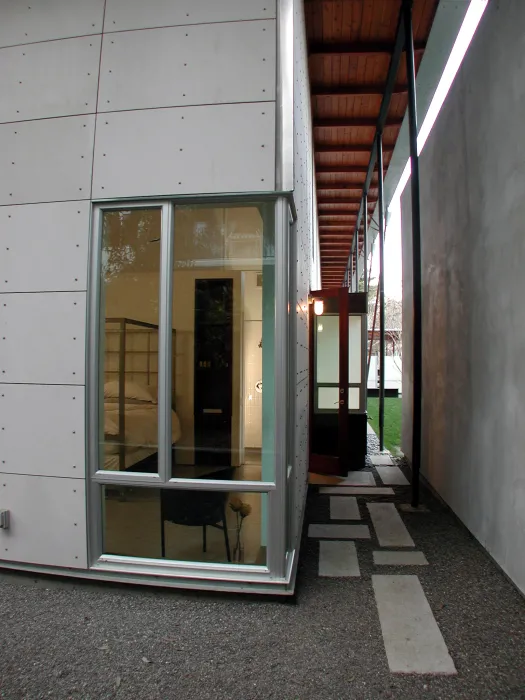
<box><xmin>157</xmin><ymin>202</ymin><xmax>174</xmax><ymax>484</ymax></box>
<box><xmin>361</xmin><ymin>313</ymin><xmax>367</xmax><ymax>412</ymax></box>
<box><xmin>267</xmin><ymin>197</ymin><xmax>288</xmax><ymax>579</ymax></box>
<box><xmin>86</xmin><ymin>205</ymin><xmax>103</xmax><ymax>566</ymax></box>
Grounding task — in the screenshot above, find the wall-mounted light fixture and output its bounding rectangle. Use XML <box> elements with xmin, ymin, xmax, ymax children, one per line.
<box><xmin>314</xmin><ymin>299</ymin><xmax>324</xmax><ymax>316</ymax></box>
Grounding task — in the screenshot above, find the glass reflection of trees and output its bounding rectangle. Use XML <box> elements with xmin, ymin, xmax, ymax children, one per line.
<box><xmin>102</xmin><ymin>209</ymin><xmax>161</xmax><ymax>282</ymax></box>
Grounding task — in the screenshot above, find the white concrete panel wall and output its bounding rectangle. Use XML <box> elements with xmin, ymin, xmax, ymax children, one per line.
<box><xmin>0</xmin><ymin>116</ymin><xmax>96</xmax><ymax>205</ymax></box>
<box><xmin>103</xmin><ymin>0</ymin><xmax>276</xmax><ymax>32</ymax></box>
<box><xmin>289</xmin><ymin>0</ymin><xmax>317</xmax><ymax>550</ymax></box>
<box><xmin>97</xmin><ymin>22</ymin><xmax>276</xmax><ymax>112</ymax></box>
<box><xmin>402</xmin><ymin>0</ymin><xmax>525</xmax><ymax>594</ymax></box>
<box><xmin>0</xmin><ymin>0</ymin><xmax>105</xmax><ymax>47</ymax></box>
<box><xmin>0</xmin><ymin>475</ymin><xmax>87</xmax><ymax>568</ymax></box>
<box><xmin>0</xmin><ymin>385</ymin><xmax>85</xmax><ymax>479</ymax></box>
<box><xmin>0</xmin><ymin>36</ymin><xmax>101</xmax><ymax>123</ymax></box>
<box><xmin>92</xmin><ymin>104</ymin><xmax>275</xmax><ymax>199</ymax></box>
<box><xmin>0</xmin><ymin>0</ymin><xmax>278</xmax><ymax>573</ymax></box>
<box><xmin>0</xmin><ymin>202</ymin><xmax>90</xmax><ymax>293</ymax></box>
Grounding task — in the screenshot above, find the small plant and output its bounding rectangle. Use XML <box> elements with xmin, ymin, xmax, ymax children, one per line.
<box><xmin>229</xmin><ymin>497</ymin><xmax>252</xmax><ymax>562</ymax></box>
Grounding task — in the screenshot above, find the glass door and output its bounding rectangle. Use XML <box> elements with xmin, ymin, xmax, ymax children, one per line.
<box><xmin>310</xmin><ymin>288</ymin><xmax>367</xmax><ymax>474</ymax></box>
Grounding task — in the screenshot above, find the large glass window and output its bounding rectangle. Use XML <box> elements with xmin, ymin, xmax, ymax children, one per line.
<box><xmin>103</xmin><ymin>486</ymin><xmax>267</xmax><ymax>566</ymax></box>
<box><xmin>171</xmin><ymin>204</ymin><xmax>275</xmax><ymax>482</ymax></box>
<box><xmin>100</xmin><ymin>208</ymin><xmax>162</xmax><ymax>474</ymax></box>
<box><xmin>92</xmin><ymin>200</ymin><xmax>277</xmax><ymax>570</ymax></box>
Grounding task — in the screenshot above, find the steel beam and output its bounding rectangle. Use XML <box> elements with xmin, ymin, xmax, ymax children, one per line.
<box><xmin>363</xmin><ymin>194</ymin><xmax>368</xmax><ymax>294</ymax></box>
<box><xmin>403</xmin><ymin>0</ymin><xmax>423</xmax><ymax>509</ymax></box>
<box><xmin>377</xmin><ymin>132</ymin><xmax>386</xmax><ymax>452</ymax></box>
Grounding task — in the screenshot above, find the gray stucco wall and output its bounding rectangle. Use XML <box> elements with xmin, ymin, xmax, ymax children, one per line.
<box><xmin>402</xmin><ymin>0</ymin><xmax>525</xmax><ymax>594</ymax></box>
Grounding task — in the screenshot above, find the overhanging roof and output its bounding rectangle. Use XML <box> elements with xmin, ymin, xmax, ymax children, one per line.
<box><xmin>305</xmin><ymin>0</ymin><xmax>440</xmax><ymax>288</ymax></box>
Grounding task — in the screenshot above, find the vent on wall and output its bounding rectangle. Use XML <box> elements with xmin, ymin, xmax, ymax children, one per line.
<box><xmin>256</xmin><ymin>273</ymin><xmax>263</xmax><ymax>287</ymax></box>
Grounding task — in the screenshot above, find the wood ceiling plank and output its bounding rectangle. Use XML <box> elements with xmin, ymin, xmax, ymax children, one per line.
<box><xmin>308</xmin><ymin>41</ymin><xmax>426</xmax><ymax>55</ymax></box>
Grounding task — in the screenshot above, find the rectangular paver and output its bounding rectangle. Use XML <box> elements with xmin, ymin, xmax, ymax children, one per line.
<box><xmin>319</xmin><ymin>541</ymin><xmax>360</xmax><ymax>577</ymax></box>
<box><xmin>376</xmin><ymin>466</ymin><xmax>409</xmax><ymax>486</ymax></box>
<box><xmin>370</xmin><ymin>454</ymin><xmax>394</xmax><ymax>466</ymax></box>
<box><xmin>373</xmin><ymin>551</ymin><xmax>428</xmax><ymax>566</ymax></box>
<box><xmin>308</xmin><ymin>523</ymin><xmax>370</xmax><ymax>539</ymax></box>
<box><xmin>330</xmin><ymin>496</ymin><xmax>360</xmax><ymax>520</ymax></box>
<box><xmin>320</xmin><ymin>487</ymin><xmax>394</xmax><ymax>496</ymax></box>
<box><xmin>368</xmin><ymin>502</ymin><xmax>415</xmax><ymax>547</ymax></box>
<box><xmin>372</xmin><ymin>575</ymin><xmax>456</xmax><ymax>674</ymax></box>
<box><xmin>341</xmin><ymin>471</ymin><xmax>376</xmax><ymax>485</ymax></box>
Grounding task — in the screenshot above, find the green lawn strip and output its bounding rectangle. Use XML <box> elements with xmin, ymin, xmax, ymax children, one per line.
<box><xmin>366</xmin><ymin>397</ymin><xmax>402</xmax><ymax>453</ymax></box>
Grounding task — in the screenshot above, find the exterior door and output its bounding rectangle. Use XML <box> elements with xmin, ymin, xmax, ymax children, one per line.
<box><xmin>310</xmin><ymin>289</ymin><xmax>367</xmax><ymax>475</ymax></box>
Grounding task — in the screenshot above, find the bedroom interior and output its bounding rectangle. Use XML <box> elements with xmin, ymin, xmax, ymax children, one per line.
<box><xmin>99</xmin><ymin>204</ymin><xmax>274</xmax><ymax>565</ymax></box>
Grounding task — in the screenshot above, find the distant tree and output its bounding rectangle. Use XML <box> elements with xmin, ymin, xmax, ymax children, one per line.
<box><xmin>367</xmin><ymin>284</ymin><xmax>402</xmax><ymax>359</ymax></box>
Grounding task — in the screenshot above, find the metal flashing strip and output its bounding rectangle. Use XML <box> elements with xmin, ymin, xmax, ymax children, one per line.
<box><xmin>275</xmin><ymin>0</ymin><xmax>294</xmax><ymax>191</ymax></box>
<box><xmin>0</xmin><ymin>560</ymin><xmax>295</xmax><ymax>596</ymax></box>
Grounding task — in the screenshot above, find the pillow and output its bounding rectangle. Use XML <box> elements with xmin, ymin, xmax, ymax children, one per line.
<box><xmin>104</xmin><ymin>380</ymin><xmax>156</xmax><ymax>404</ymax></box>
<box><xmin>104</xmin><ymin>414</ymin><xmax>119</xmax><ymax>436</ymax></box>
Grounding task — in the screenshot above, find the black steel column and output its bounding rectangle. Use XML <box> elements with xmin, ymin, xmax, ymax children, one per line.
<box><xmin>377</xmin><ymin>131</ymin><xmax>385</xmax><ymax>452</ymax></box>
<box><xmin>354</xmin><ymin>237</ymin><xmax>358</xmax><ymax>292</ymax></box>
<box><xmin>404</xmin><ymin>0</ymin><xmax>422</xmax><ymax>508</ymax></box>
<box><xmin>363</xmin><ymin>194</ymin><xmax>368</xmax><ymax>293</ymax></box>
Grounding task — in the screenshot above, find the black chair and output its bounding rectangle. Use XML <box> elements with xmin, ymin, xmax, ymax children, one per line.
<box><xmin>160</xmin><ymin>468</ymin><xmax>233</xmax><ymax>561</ymax></box>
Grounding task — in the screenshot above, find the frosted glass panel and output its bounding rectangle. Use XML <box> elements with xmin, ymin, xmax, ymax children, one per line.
<box><xmin>316</xmin><ymin>315</ymin><xmax>339</xmax><ymax>383</ymax></box>
<box><xmin>348</xmin><ymin>387</ymin><xmax>360</xmax><ymax>410</ymax></box>
<box><xmin>348</xmin><ymin>316</ymin><xmax>362</xmax><ymax>384</ymax></box>
<box><xmin>318</xmin><ymin>386</ymin><xmax>339</xmax><ymax>410</ymax></box>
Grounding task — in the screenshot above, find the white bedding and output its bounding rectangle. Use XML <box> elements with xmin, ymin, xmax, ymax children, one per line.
<box><xmin>103</xmin><ymin>402</ymin><xmax>181</xmax><ymax>471</ymax></box>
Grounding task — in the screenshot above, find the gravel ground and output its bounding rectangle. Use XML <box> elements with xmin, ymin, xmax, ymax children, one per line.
<box><xmin>0</xmin><ymin>439</ymin><xmax>524</xmax><ymax>700</ymax></box>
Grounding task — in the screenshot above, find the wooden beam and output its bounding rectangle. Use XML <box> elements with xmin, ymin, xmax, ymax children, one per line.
<box><xmin>314</xmin><ymin>117</ymin><xmax>403</xmax><ymax>128</ymax></box>
<box><xmin>317</xmin><ymin>197</ymin><xmax>364</xmax><ymax>204</ymax></box>
<box><xmin>311</xmin><ymin>83</ymin><xmax>408</xmax><ymax>97</ymax></box>
<box><xmin>317</xmin><ymin>165</ymin><xmax>387</xmax><ymax>174</ymax></box>
<box><xmin>317</xmin><ymin>184</ymin><xmax>368</xmax><ymax>191</ymax></box>
<box><xmin>308</xmin><ymin>41</ymin><xmax>426</xmax><ymax>55</ymax></box>
<box><xmin>315</xmin><ymin>144</ymin><xmax>394</xmax><ymax>154</ymax></box>
<box><xmin>318</xmin><ymin>207</ymin><xmax>373</xmax><ymax>215</ymax></box>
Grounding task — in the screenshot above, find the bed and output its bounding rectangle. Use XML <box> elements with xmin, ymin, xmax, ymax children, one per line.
<box><xmin>102</xmin><ymin>318</ymin><xmax>181</xmax><ymax>472</ymax></box>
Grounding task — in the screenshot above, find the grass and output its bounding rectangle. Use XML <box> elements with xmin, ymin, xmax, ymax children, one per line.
<box><xmin>367</xmin><ymin>396</ymin><xmax>402</xmax><ymax>454</ymax></box>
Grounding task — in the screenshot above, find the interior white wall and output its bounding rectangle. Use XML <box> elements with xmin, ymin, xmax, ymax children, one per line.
<box><xmin>104</xmin><ymin>269</ymin><xmax>243</xmax><ymax>466</ymax></box>
<box><xmin>0</xmin><ymin>0</ymin><xmax>278</xmax><ymax>573</ymax></box>
<box><xmin>402</xmin><ymin>0</ymin><xmax>525</xmax><ymax>595</ymax></box>
<box><xmin>243</xmin><ymin>272</ymin><xmax>263</xmax><ymax>449</ymax></box>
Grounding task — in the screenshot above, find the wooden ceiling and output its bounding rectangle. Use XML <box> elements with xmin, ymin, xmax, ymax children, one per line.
<box><xmin>305</xmin><ymin>0</ymin><xmax>439</xmax><ymax>288</ymax></box>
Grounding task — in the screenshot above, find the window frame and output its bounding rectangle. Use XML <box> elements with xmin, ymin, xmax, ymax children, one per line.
<box><xmin>86</xmin><ymin>196</ymin><xmax>287</xmax><ymax>577</ymax></box>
